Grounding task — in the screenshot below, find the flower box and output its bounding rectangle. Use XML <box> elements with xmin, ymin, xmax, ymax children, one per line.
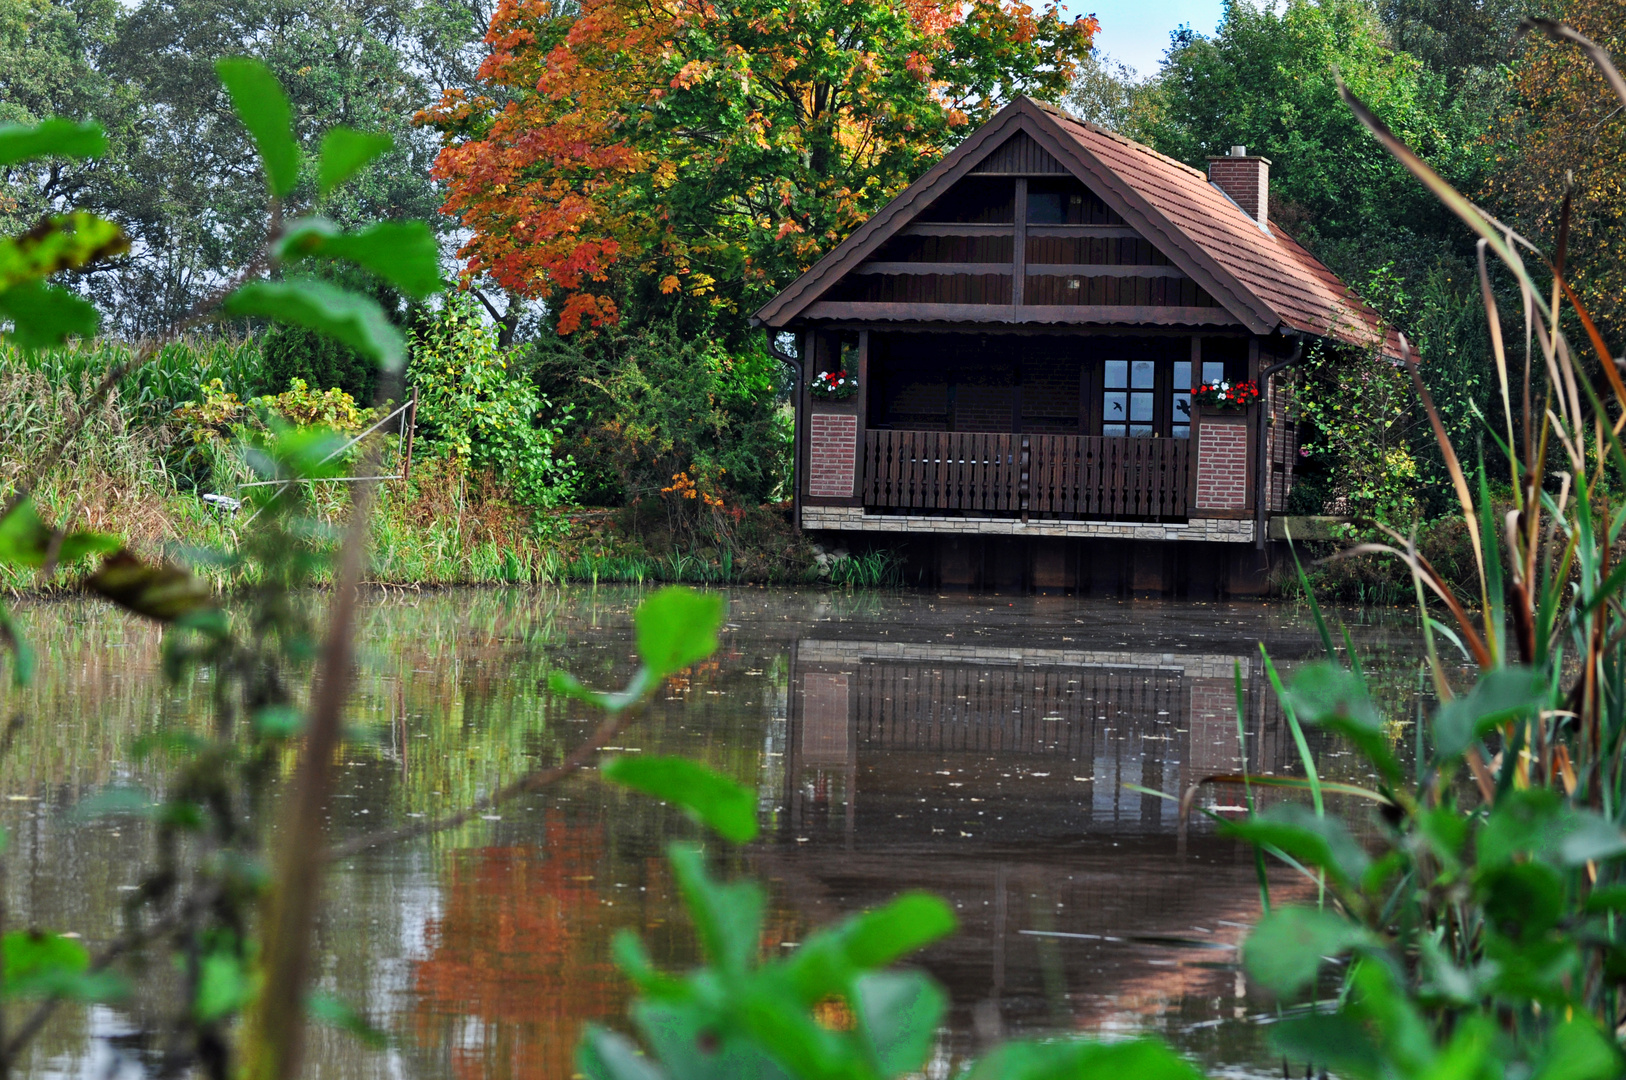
<box><xmin>1191</xmin><ymin>378</ymin><xmax>1259</xmax><ymax>411</ymax></box>
<box><xmin>809</xmin><ymin>369</ymin><xmax>858</xmax><ymax>401</ymax></box>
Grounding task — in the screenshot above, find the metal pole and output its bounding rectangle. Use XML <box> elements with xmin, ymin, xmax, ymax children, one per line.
<box><xmin>402</xmin><ymin>386</ymin><xmax>417</xmax><ymax>482</ymax></box>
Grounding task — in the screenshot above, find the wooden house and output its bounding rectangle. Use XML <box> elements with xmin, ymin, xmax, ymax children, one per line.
<box><xmin>753</xmin><ymin>96</ymin><xmax>1400</xmax><ymax>594</ymax></box>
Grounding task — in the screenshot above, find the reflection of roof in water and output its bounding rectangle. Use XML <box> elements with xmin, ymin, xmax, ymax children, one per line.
<box><xmin>797</xmin><ymin>638</ymin><xmax>1250</xmax><ymax>679</ymax></box>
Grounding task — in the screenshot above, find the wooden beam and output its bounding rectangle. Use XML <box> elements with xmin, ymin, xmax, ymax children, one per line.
<box><xmin>1026</xmin><ymin>224</ymin><xmax>1142</xmax><ymax>238</ymax></box>
<box><xmin>901</xmin><ymin>222</ymin><xmax>1014</xmax><ymax>236</ymax></box>
<box><xmin>1026</xmin><ymin>264</ymin><xmax>1188</xmax><ymax>279</ymax></box>
<box><xmin>1012</xmin><ymin>178</ymin><xmax>1028</xmax><ymax>308</ymax></box>
<box><xmin>853</xmin><ymin>262</ymin><xmax>1013</xmax><ymax>276</ymax></box>
<box><xmin>849</xmin><ymin>261</ymin><xmax>1189</xmax><ymax>278</ymax></box>
<box><xmin>803</xmin><ymin>301</ymin><xmax>1242</xmax><ymax>325</ymax></box>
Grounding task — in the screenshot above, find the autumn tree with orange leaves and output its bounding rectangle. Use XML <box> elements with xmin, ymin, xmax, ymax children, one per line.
<box><xmin>418</xmin><ymin>0</ymin><xmax>1096</xmax><ymax>337</ymax></box>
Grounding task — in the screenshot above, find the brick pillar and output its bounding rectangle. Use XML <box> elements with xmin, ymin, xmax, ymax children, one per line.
<box><xmin>1194</xmin><ymin>417</ymin><xmax>1249</xmax><ymax>512</ymax></box>
<box><xmin>808</xmin><ymin>412</ymin><xmax>858</xmax><ymax>498</ymax></box>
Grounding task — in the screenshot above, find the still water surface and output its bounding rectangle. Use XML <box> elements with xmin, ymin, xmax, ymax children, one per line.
<box><xmin>1</xmin><ymin>588</ymin><xmax>1426</xmax><ymax>1078</ymax></box>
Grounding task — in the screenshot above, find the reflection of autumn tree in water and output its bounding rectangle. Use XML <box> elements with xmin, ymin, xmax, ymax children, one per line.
<box><xmin>409</xmin><ymin>814</ymin><xmax>627</xmax><ymax>1080</ymax></box>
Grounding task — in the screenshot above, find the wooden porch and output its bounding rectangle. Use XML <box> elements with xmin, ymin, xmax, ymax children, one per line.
<box><xmin>863</xmin><ymin>429</ymin><xmax>1190</xmax><ymax>521</ymax></box>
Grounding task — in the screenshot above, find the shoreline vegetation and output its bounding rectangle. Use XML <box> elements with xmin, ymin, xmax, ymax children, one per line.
<box><xmin>1</xmin><ymin>335</ymin><xmax>858</xmax><ymax>594</ymax></box>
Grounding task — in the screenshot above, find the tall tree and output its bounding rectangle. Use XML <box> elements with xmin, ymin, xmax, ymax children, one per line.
<box><xmin>1486</xmin><ymin>0</ymin><xmax>1626</xmax><ymax>338</ymax></box>
<box><xmin>1</xmin><ymin>0</ymin><xmax>489</xmax><ymax>335</ymax></box>
<box><xmin>418</xmin><ymin>0</ymin><xmax>1097</xmax><ymax>338</ymax></box>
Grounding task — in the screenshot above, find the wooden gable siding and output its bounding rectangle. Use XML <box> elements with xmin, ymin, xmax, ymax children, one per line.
<box><xmin>831</xmin><ymin>170</ymin><xmax>1219</xmax><ymax>313</ymax></box>
<box><xmin>969</xmin><ymin>130</ymin><xmax>1070</xmax><ymax>175</ymax></box>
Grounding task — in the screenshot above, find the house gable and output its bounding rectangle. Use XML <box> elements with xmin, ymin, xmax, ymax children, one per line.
<box><xmin>753</xmin><ymin>97</ymin><xmax>1398</xmax><ymax>357</ymax></box>
<box><xmin>753</xmin><ymin>103</ymin><xmax>1257</xmax><ymax>331</ymax></box>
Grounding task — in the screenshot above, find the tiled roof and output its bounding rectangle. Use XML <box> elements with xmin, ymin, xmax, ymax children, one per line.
<box><xmin>1033</xmin><ymin>101</ymin><xmax>1403</xmax><ymax>357</ymax></box>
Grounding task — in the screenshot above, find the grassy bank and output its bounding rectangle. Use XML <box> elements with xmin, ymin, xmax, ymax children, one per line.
<box><xmin>2</xmin><ymin>339</ymin><xmax>836</xmax><ymax>591</ymax></box>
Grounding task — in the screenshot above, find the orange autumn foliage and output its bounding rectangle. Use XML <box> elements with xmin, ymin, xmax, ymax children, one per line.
<box><xmin>418</xmin><ymin>0</ymin><xmax>1096</xmax><ymax>332</ymax></box>
<box><xmin>409</xmin><ymin>822</ymin><xmax>631</xmax><ymax>1079</ymax></box>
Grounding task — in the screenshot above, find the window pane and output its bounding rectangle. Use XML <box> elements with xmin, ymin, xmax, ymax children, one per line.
<box><xmin>1104</xmin><ymin>360</ymin><xmax>1127</xmax><ymax>388</ymax></box>
<box><xmin>1129</xmin><ymin>424</ymin><xmax>1154</xmax><ymax>437</ymax></box>
<box><xmin>1103</xmin><ymin>391</ymin><xmax>1127</xmax><ymax>423</ymax></box>
<box><xmin>1202</xmin><ymin>360</ymin><xmax>1225</xmax><ymax>385</ymax></box>
<box><xmin>1131</xmin><ymin>360</ymin><xmax>1155</xmax><ymax>388</ymax></box>
<box><xmin>1104</xmin><ymin>423</ymin><xmax>1127</xmax><ymax>437</ymax></box>
<box><xmin>1173</xmin><ymin>393</ymin><xmax>1192</xmax><ymax>422</ymax></box>
<box><xmin>1174</xmin><ymin>360</ymin><xmax>1191</xmax><ymax>390</ymax></box>
<box><xmin>1172</xmin><ymin>424</ymin><xmax>1191</xmax><ymax>439</ymax></box>
<box><xmin>1130</xmin><ymin>392</ymin><xmax>1154</xmax><ymax>421</ymax></box>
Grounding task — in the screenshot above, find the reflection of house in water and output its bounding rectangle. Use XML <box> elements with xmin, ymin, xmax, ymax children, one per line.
<box><xmin>759</xmin><ymin>637</ymin><xmax>1306</xmax><ymax>1062</ymax></box>
<box><xmin>783</xmin><ymin>637</ymin><xmax>1296</xmax><ymax>841</ymax></box>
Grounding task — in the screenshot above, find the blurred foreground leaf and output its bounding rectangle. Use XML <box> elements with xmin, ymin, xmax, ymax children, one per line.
<box><xmin>603</xmin><ymin>755</ymin><xmax>759</xmax><ymax>842</ymax></box>
<box><xmin>86</xmin><ymin>550</ymin><xmax>216</xmax><ymax>623</ymax></box>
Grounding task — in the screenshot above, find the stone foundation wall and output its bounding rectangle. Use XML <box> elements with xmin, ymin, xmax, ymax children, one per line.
<box><xmin>800</xmin><ymin>504</ymin><xmax>1255</xmax><ymax>543</ymax></box>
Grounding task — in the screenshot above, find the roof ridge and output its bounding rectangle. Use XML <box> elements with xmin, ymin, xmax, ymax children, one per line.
<box><xmin>1023</xmin><ymin>97</ymin><xmax>1210</xmax><ymax>182</ymax></box>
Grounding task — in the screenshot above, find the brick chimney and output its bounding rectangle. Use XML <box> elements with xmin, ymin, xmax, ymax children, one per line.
<box><xmin>1208</xmin><ymin>145</ymin><xmax>1270</xmax><ymax>225</ymax></box>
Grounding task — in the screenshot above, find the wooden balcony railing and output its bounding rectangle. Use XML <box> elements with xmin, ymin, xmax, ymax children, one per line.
<box><xmin>862</xmin><ymin>430</ymin><xmax>1190</xmax><ymax>521</ymax></box>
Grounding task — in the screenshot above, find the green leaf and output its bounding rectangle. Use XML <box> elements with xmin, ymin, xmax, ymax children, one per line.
<box><xmin>1479</xmin><ymin>862</ymin><xmax>1565</xmax><ymax>940</ymax></box>
<box><xmin>966</xmin><ymin>1037</ymin><xmax>1203</xmax><ymax>1080</ymax></box>
<box><xmin>224</xmin><ymin>280</ymin><xmax>405</xmax><ymax>371</ymax></box>
<box><xmin>1432</xmin><ymin>667</ymin><xmax>1546</xmax><ymax>760</ymax></box>
<box><xmin>667</xmin><ymin>842</ymin><xmax>763</xmax><ymax>977</ymax></box>
<box><xmin>0</xmin><ymin>280</ymin><xmax>99</xmax><ymax>349</ymax></box>
<box><xmin>1243</xmin><ymin>906</ymin><xmax>1375</xmax><ymax>996</ymax></box>
<box><xmin>70</xmin><ymin>785</ymin><xmax>156</xmax><ymax>821</ymax></box>
<box><xmin>784</xmin><ymin>893</ymin><xmax>956</xmax><ymax>1004</ymax></box>
<box><xmin>0</xmin><ymin>596</ymin><xmax>33</xmax><ymax>688</ymax></box>
<box><xmin>1283</xmin><ymin>662</ymin><xmax>1400</xmax><ymax>782</ymax></box>
<box><xmin>630</xmin><ymin>998</ymin><xmax>790</xmax><ymax>1080</ymax></box>
<box><xmin>835</xmin><ymin>893</ymin><xmax>956</xmax><ymax>971</ymax></box>
<box><xmin>215</xmin><ymin>57</ymin><xmax>298</xmax><ymax>197</ymax></box>
<box><xmin>1535</xmin><ymin>1018</ymin><xmax>1626</xmax><ymax>1080</ymax></box>
<box><xmin>0</xmin><ymin>211</ymin><xmax>129</xmax><ymax>289</ymax></box>
<box><xmin>1583</xmin><ymin>886</ymin><xmax>1626</xmax><ymax>914</ymax></box>
<box><xmin>0</xmin><ymin>498</ymin><xmax>122</xmax><ymax>570</ymax></box>
<box><xmin>1269</xmin><ymin>1014</ymin><xmax>1382</xmax><ymax>1078</ymax></box>
<box><xmin>2</xmin><ymin>930</ymin><xmax>126</xmax><ymax>1002</ymax></box>
<box><xmin>636</xmin><ymin>588</ymin><xmax>725</xmax><ymax>679</ymax></box>
<box><xmin>279</xmin><ymin>219</ymin><xmax>442</xmax><ymax>299</ymax></box>
<box><xmin>194</xmin><ymin>949</ymin><xmax>256</xmax><ymax>1022</ymax></box>
<box><xmin>252</xmin><ymin>705</ymin><xmax>306</xmax><ymax>738</ymax></box>
<box><xmin>603</xmin><ymin>755</ymin><xmax>758</xmax><ymax>843</ymax></box>
<box><xmin>548</xmin><ymin>667</ymin><xmax>656</xmax><ymax>714</ymax></box>
<box><xmin>853</xmin><ymin>971</ymin><xmax>944</xmax><ymax>1077</ymax></box>
<box><xmin>317</xmin><ymin>127</ymin><xmax>392</xmax><ymax>196</ymax></box>
<box><xmin>0</xmin><ymin>119</ymin><xmax>106</xmax><ymax>166</ymax></box>
<box><xmin>1222</xmin><ymin>803</ymin><xmax>1371</xmax><ymax>886</ymax></box>
<box><xmin>578</xmin><ymin>1026</ymin><xmax>666</xmax><ymax>1080</ymax></box>
<box><xmin>1478</xmin><ymin>789</ymin><xmax>1626</xmax><ymax>868</ymax></box>
<box><xmin>307</xmin><ymin>991</ymin><xmax>388</xmax><ymax>1049</ymax></box>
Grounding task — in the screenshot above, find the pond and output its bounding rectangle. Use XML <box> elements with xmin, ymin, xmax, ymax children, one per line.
<box><xmin>0</xmin><ymin>588</ymin><xmax>1429</xmax><ymax>1079</ymax></box>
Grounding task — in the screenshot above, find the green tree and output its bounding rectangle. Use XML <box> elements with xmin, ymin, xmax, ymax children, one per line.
<box><xmin>2</xmin><ymin>0</ymin><xmax>486</xmax><ymax>336</ymax></box>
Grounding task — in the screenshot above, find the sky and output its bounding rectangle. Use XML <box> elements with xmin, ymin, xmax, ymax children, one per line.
<box><xmin>1058</xmin><ymin>0</ymin><xmax>1228</xmax><ymax>77</ymax></box>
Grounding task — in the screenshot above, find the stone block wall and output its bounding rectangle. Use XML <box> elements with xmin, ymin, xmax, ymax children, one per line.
<box><xmin>1195</xmin><ymin>419</ymin><xmax>1248</xmax><ymax>511</ymax></box>
<box><xmin>808</xmin><ymin>412</ymin><xmax>858</xmax><ymax>498</ymax></box>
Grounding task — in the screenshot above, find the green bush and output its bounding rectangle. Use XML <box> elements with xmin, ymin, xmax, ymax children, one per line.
<box><xmin>408</xmin><ymin>296</ymin><xmax>576</xmax><ymax>514</ymax></box>
<box><xmin>531</xmin><ymin>318</ymin><xmax>790</xmax><ymax>508</ymax></box>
